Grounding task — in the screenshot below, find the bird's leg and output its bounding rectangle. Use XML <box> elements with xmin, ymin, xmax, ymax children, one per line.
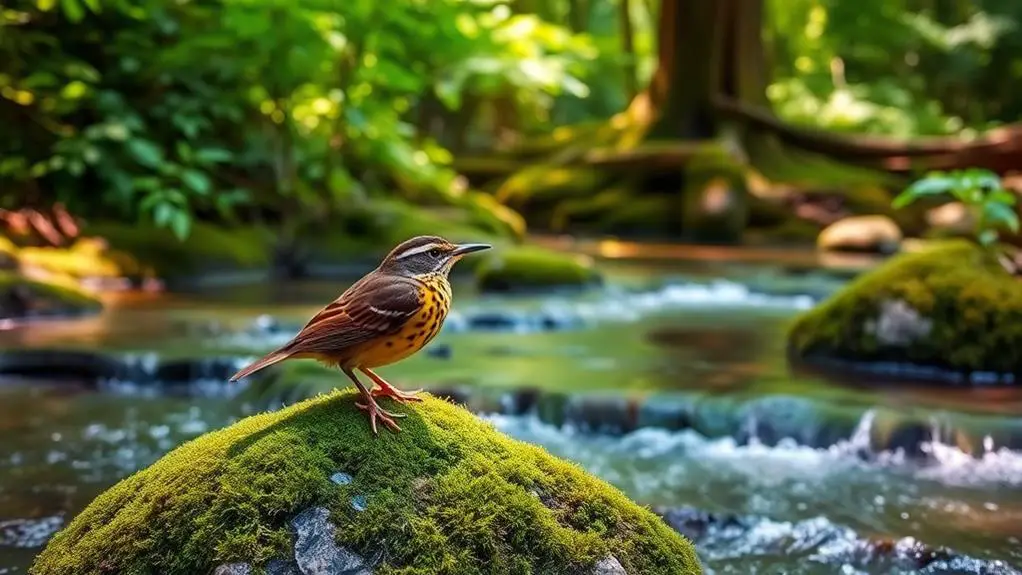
<box><xmin>361</xmin><ymin>367</ymin><xmax>424</xmax><ymax>404</ymax></box>
<box><xmin>342</xmin><ymin>368</ymin><xmax>404</xmax><ymax>434</ymax></box>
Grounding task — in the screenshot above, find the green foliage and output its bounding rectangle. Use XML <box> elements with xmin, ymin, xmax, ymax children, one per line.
<box><xmin>1</xmin><ymin>0</ymin><xmax>595</xmax><ymax>239</ymax></box>
<box><xmin>767</xmin><ymin>0</ymin><xmax>1022</xmax><ymax>136</ymax></box>
<box><xmin>892</xmin><ymin>168</ymin><xmax>1019</xmax><ymax>246</ymax></box>
<box><xmin>788</xmin><ymin>240</ymin><xmax>1022</xmax><ymax>375</ymax></box>
<box><xmin>31</xmin><ymin>391</ymin><xmax>699</xmax><ymax>575</ymax></box>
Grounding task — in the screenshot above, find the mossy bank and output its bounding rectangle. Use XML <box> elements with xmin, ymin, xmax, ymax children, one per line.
<box><xmin>788</xmin><ymin>240</ymin><xmax>1022</xmax><ymax>379</ymax></box>
<box><xmin>32</xmin><ymin>391</ymin><xmax>700</xmax><ymax>575</ymax></box>
<box><xmin>475</xmin><ymin>245</ymin><xmax>602</xmax><ymax>293</ymax></box>
<box><xmin>0</xmin><ymin>270</ymin><xmax>102</xmax><ymax>321</ymax></box>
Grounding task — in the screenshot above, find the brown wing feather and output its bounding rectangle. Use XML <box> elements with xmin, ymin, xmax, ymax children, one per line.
<box><xmin>229</xmin><ymin>274</ymin><xmax>424</xmax><ymax>381</ymax></box>
<box><xmin>283</xmin><ymin>275</ymin><xmax>424</xmax><ymax>356</ymax></box>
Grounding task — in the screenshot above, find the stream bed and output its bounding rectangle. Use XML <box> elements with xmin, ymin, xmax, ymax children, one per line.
<box><xmin>0</xmin><ymin>250</ymin><xmax>1019</xmax><ymax>574</ymax></box>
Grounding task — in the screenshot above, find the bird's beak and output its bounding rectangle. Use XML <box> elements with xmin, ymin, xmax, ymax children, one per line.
<box><xmin>451</xmin><ymin>243</ymin><xmax>492</xmax><ymax>257</ymax></box>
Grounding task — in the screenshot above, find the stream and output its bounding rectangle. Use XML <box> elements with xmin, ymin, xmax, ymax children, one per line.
<box><xmin>0</xmin><ymin>247</ymin><xmax>1019</xmax><ymax>574</ymax></box>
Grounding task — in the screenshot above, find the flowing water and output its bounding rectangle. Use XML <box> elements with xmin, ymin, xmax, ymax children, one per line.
<box><xmin>0</xmin><ymin>246</ymin><xmax>1020</xmax><ymax>574</ymax></box>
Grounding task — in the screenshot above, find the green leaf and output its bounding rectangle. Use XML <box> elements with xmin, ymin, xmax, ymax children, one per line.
<box><xmin>181</xmin><ymin>169</ymin><xmax>212</xmax><ymax>195</ymax></box>
<box><xmin>126</xmin><ymin>139</ymin><xmax>164</xmax><ymax>168</ymax></box>
<box><xmin>59</xmin><ymin>0</ymin><xmax>85</xmax><ymax>22</ymax></box>
<box><xmin>80</xmin><ymin>0</ymin><xmax>101</xmax><ymax>13</ymax></box>
<box><xmin>984</xmin><ymin>202</ymin><xmax>1020</xmax><ymax>233</ymax></box>
<box><xmin>169</xmin><ymin>210</ymin><xmax>191</xmax><ymax>241</ymax></box>
<box><xmin>195</xmin><ymin>148</ymin><xmax>233</xmax><ymax>164</ymax></box>
<box><xmin>989</xmin><ymin>190</ymin><xmax>1017</xmax><ymax>206</ymax></box>
<box><xmin>153</xmin><ymin>202</ymin><xmax>174</xmax><ymax>227</ymax></box>
<box><xmin>891</xmin><ymin>189</ymin><xmax>920</xmax><ymax>209</ymax></box>
<box><xmin>978</xmin><ymin>229</ymin><xmax>999</xmax><ymax>246</ymax></box>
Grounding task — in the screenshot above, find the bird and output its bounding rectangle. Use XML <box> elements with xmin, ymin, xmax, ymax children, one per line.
<box><xmin>229</xmin><ymin>235</ymin><xmax>491</xmax><ymax>434</ymax></box>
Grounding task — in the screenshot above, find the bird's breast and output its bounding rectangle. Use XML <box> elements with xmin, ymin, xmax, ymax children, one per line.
<box><xmin>351</xmin><ymin>276</ymin><xmax>452</xmax><ymax>369</ymax></box>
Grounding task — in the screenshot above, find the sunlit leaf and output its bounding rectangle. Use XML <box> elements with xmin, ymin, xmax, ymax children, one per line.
<box><xmin>126</xmin><ymin>139</ymin><xmax>164</xmax><ymax>168</ymax></box>
<box><xmin>181</xmin><ymin>169</ymin><xmax>212</xmax><ymax>194</ymax></box>
<box><xmin>59</xmin><ymin>0</ymin><xmax>84</xmax><ymax>22</ymax></box>
<box><xmin>170</xmin><ymin>210</ymin><xmax>191</xmax><ymax>241</ymax></box>
<box><xmin>196</xmin><ymin>148</ymin><xmax>233</xmax><ymax>164</ymax></box>
<box><xmin>984</xmin><ymin>202</ymin><xmax>1020</xmax><ymax>233</ymax></box>
<box><xmin>978</xmin><ymin>229</ymin><xmax>999</xmax><ymax>246</ymax></box>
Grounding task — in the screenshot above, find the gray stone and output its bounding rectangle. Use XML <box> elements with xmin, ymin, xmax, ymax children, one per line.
<box><xmin>593</xmin><ymin>555</ymin><xmax>627</xmax><ymax>575</ymax></box>
<box><xmin>291</xmin><ymin>506</ymin><xmax>372</xmax><ymax>575</ymax></box>
<box><xmin>866</xmin><ymin>299</ymin><xmax>933</xmax><ymax>347</ymax></box>
<box><xmin>266</xmin><ymin>559</ymin><xmax>300</xmax><ymax>575</ymax></box>
<box><xmin>214</xmin><ymin>563</ymin><xmax>251</xmax><ymax>575</ymax></box>
<box><xmin>351</xmin><ymin>494</ymin><xmax>368</xmax><ymax>512</ymax></box>
<box><xmin>330</xmin><ymin>472</ymin><xmax>353</xmax><ymax>486</ymax></box>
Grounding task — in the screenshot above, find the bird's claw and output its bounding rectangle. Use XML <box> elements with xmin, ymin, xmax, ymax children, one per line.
<box><xmin>371</xmin><ymin>385</ymin><xmax>424</xmax><ymax>404</ymax></box>
<box><xmin>355</xmin><ymin>399</ymin><xmax>405</xmax><ymax>435</ymax></box>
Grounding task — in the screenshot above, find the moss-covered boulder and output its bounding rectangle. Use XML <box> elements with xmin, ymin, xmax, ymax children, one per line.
<box><xmin>83</xmin><ymin>221</ymin><xmax>274</xmax><ymax>283</ymax></box>
<box><xmin>0</xmin><ymin>271</ymin><xmax>102</xmax><ymax>321</ymax></box>
<box><xmin>32</xmin><ymin>391</ymin><xmax>700</xmax><ymax>575</ymax></box>
<box><xmin>788</xmin><ymin>240</ymin><xmax>1022</xmax><ymax>378</ymax></box>
<box><xmin>475</xmin><ymin>245</ymin><xmax>602</xmax><ymax>293</ymax></box>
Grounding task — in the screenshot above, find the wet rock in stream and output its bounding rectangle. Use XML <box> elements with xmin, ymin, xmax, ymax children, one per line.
<box><xmin>656</xmin><ymin>506</ymin><xmax>1021</xmax><ymax>575</ymax></box>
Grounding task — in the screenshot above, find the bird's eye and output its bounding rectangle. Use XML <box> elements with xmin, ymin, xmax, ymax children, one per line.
<box><xmin>428</xmin><ymin>248</ymin><xmax>442</xmax><ymax>258</ymax></box>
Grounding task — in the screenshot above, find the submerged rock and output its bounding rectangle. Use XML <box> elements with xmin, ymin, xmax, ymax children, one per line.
<box><xmin>30</xmin><ymin>392</ymin><xmax>698</xmax><ymax>575</ymax></box>
<box><xmin>475</xmin><ymin>245</ymin><xmax>602</xmax><ymax>293</ymax></box>
<box><xmin>788</xmin><ymin>240</ymin><xmax>1022</xmax><ymax>382</ymax></box>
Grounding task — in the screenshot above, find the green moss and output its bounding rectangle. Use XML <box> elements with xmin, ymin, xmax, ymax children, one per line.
<box><xmin>305</xmin><ymin>200</ymin><xmax>506</xmax><ymax>267</ymax></box>
<box><xmin>788</xmin><ymin>239</ymin><xmax>1022</xmax><ymax>375</ymax></box>
<box><xmin>475</xmin><ymin>245</ymin><xmax>602</xmax><ymax>293</ymax></box>
<box><xmin>0</xmin><ymin>270</ymin><xmax>102</xmax><ymax>317</ymax></box>
<box><xmin>84</xmin><ymin>221</ymin><xmax>273</xmax><ymax>279</ymax></box>
<box><xmin>31</xmin><ymin>391</ymin><xmax>699</xmax><ymax>575</ymax></box>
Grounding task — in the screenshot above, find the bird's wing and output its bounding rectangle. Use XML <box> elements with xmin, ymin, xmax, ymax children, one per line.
<box><xmin>284</xmin><ymin>277</ymin><xmax>424</xmax><ymax>356</ymax></box>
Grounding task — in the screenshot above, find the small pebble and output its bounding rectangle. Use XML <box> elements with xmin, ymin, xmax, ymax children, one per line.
<box><xmin>351</xmin><ymin>495</ymin><xmax>367</xmax><ymax>512</ymax></box>
<box><xmin>330</xmin><ymin>472</ymin><xmax>353</xmax><ymax>486</ymax></box>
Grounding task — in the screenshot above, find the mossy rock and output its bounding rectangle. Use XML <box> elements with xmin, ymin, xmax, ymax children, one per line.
<box><xmin>31</xmin><ymin>391</ymin><xmax>700</xmax><ymax>575</ymax></box>
<box><xmin>475</xmin><ymin>245</ymin><xmax>602</xmax><ymax>293</ymax></box>
<box><xmin>298</xmin><ymin>201</ymin><xmax>506</xmax><ymax>273</ymax></box>
<box><xmin>0</xmin><ymin>270</ymin><xmax>102</xmax><ymax>321</ymax></box>
<box><xmin>788</xmin><ymin>239</ymin><xmax>1022</xmax><ymax>377</ymax></box>
<box><xmin>83</xmin><ymin>221</ymin><xmax>273</xmax><ymax>280</ymax></box>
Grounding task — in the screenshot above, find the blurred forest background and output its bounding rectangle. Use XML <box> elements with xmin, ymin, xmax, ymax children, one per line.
<box><xmin>2</xmin><ymin>0</ymin><xmax>1022</xmax><ymax>273</ymax></box>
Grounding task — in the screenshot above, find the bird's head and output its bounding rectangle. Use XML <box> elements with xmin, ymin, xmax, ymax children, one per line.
<box><xmin>380</xmin><ymin>235</ymin><xmax>491</xmax><ymax>278</ymax></box>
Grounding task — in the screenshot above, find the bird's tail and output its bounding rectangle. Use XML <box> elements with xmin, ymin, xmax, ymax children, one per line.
<box><xmin>229</xmin><ymin>348</ymin><xmax>292</xmax><ymax>382</ymax></box>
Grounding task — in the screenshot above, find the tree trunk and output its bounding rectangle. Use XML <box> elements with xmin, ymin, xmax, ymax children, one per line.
<box><xmin>647</xmin><ymin>0</ymin><xmax>767</xmax><ymax>140</ymax></box>
<box><xmin>619</xmin><ymin>0</ymin><xmax>638</xmax><ymax>100</ymax></box>
<box><xmin>567</xmin><ymin>0</ymin><xmax>591</xmax><ymax>32</ymax></box>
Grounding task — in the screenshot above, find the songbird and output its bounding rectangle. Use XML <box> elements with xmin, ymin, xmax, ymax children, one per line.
<box><xmin>229</xmin><ymin>235</ymin><xmax>491</xmax><ymax>434</ymax></box>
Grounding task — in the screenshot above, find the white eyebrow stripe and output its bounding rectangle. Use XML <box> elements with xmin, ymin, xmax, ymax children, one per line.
<box><xmin>395</xmin><ymin>242</ymin><xmax>442</xmax><ymax>260</ymax></box>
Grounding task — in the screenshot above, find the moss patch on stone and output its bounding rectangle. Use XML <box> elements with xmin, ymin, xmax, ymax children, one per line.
<box><xmin>84</xmin><ymin>221</ymin><xmax>273</xmax><ymax>279</ymax></box>
<box><xmin>0</xmin><ymin>270</ymin><xmax>102</xmax><ymax>320</ymax></box>
<box><xmin>788</xmin><ymin>240</ymin><xmax>1022</xmax><ymax>376</ymax></box>
<box><xmin>475</xmin><ymin>245</ymin><xmax>602</xmax><ymax>293</ymax></box>
<box><xmin>31</xmin><ymin>391</ymin><xmax>699</xmax><ymax>575</ymax></box>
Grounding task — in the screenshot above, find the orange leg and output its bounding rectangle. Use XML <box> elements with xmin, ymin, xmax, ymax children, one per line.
<box><xmin>361</xmin><ymin>367</ymin><xmax>424</xmax><ymax>404</ymax></box>
<box><xmin>342</xmin><ymin>368</ymin><xmax>404</xmax><ymax>434</ymax></box>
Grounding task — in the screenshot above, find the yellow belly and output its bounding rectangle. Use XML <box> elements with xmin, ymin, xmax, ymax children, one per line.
<box><xmin>351</xmin><ymin>278</ymin><xmax>451</xmax><ymax>368</ymax></box>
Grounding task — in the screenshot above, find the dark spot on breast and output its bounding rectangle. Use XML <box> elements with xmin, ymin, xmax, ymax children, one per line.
<box><xmin>386</xmin><ymin>341</ymin><xmax>394</xmax><ymax>347</ymax></box>
<box><xmin>406</xmin><ymin>334</ymin><xmax>417</xmax><ymax>342</ymax></box>
<box><xmin>415</xmin><ymin>321</ymin><xmax>427</xmax><ymax>328</ymax></box>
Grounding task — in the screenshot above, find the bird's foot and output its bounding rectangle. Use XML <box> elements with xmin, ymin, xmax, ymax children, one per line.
<box><xmin>362</xmin><ymin>368</ymin><xmax>424</xmax><ymax>404</ymax></box>
<box><xmin>370</xmin><ymin>382</ymin><xmax>424</xmax><ymax>405</ymax></box>
<box><xmin>355</xmin><ymin>397</ymin><xmax>405</xmax><ymax>435</ymax></box>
